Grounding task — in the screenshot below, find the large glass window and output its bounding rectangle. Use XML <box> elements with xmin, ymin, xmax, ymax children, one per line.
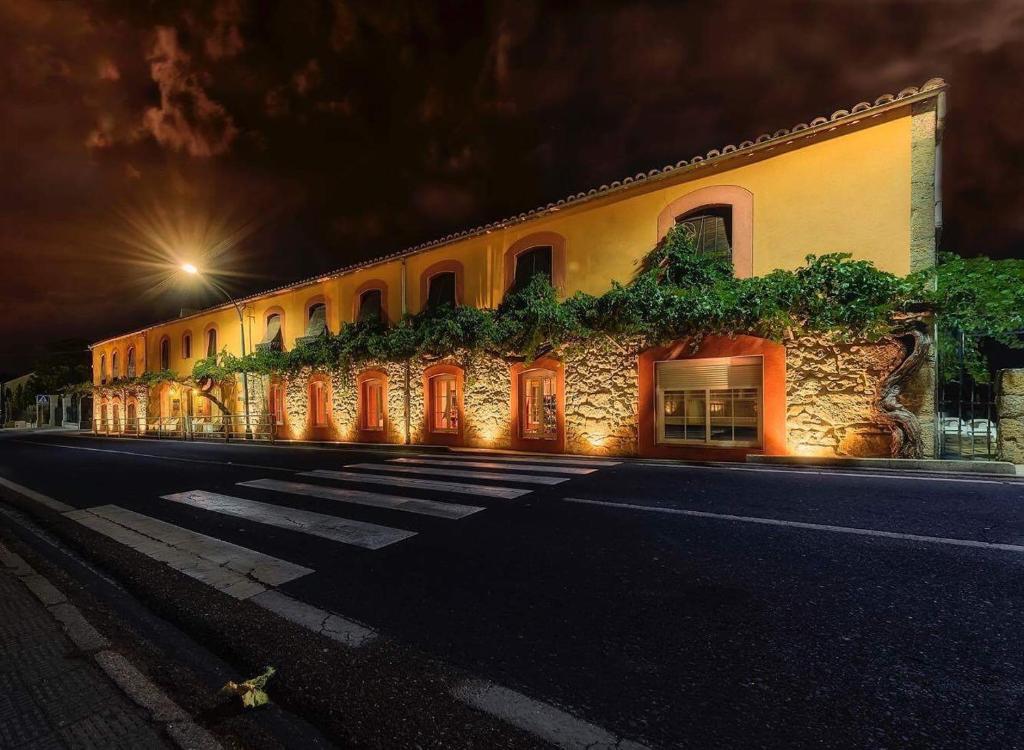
<box><xmin>206</xmin><ymin>329</ymin><xmax>217</xmax><ymax>357</ymax></box>
<box><xmin>100</xmin><ymin>355</ymin><xmax>107</xmax><ymax>384</ymax></box>
<box><xmin>361</xmin><ymin>378</ymin><xmax>384</xmax><ymax>430</ymax></box>
<box><xmin>160</xmin><ymin>338</ymin><xmax>170</xmax><ymax>370</ymax></box>
<box><xmin>426</xmin><ymin>272</ymin><xmax>456</xmax><ymax>311</ymax></box>
<box><xmin>656</xmin><ymin>356</ymin><xmax>761</xmax><ymax>447</ymax></box>
<box><xmin>182</xmin><ymin>333</ymin><xmax>192</xmax><ymax>359</ymax></box>
<box><xmin>675</xmin><ymin>206</ymin><xmax>732</xmax><ymax>262</ymax></box>
<box><xmin>262</xmin><ymin>313</ymin><xmax>283</xmax><ymax>351</ymax></box>
<box><xmin>510</xmin><ymin>246</ymin><xmax>553</xmax><ymax>294</ymax></box>
<box><xmin>112</xmin><ymin>352</ymin><xmax>120</xmax><ymax>378</ymax></box>
<box><xmin>127</xmin><ymin>347</ymin><xmax>136</xmax><ymax>377</ymax></box>
<box><xmin>430</xmin><ymin>374</ymin><xmax>458</xmax><ymax>433</ymax></box>
<box><xmin>358</xmin><ymin>290</ymin><xmax>383</xmax><ymax>325</ymax></box>
<box><xmin>521</xmin><ymin>369</ymin><xmax>557</xmax><ymax>440</ymax></box>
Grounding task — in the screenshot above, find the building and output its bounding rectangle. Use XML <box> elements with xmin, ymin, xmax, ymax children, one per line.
<box><xmin>89</xmin><ymin>79</ymin><xmax>946</xmax><ymax>459</ymax></box>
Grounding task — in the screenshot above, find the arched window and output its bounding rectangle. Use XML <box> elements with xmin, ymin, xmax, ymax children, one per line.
<box><xmin>127</xmin><ymin>347</ymin><xmax>136</xmax><ymax>378</ymax></box>
<box><xmin>675</xmin><ymin>206</ymin><xmax>732</xmax><ymax>262</ymax></box>
<box><xmin>656</xmin><ymin>186</ymin><xmax>753</xmax><ymax>277</ymax></box>
<box><xmin>159</xmin><ymin>338</ymin><xmax>170</xmax><ymax>370</ymax></box>
<box><xmin>309</xmin><ymin>302</ymin><xmax>326</xmax><ymax>322</ymax></box>
<box><xmin>504</xmin><ymin>233</ymin><xmax>566</xmax><ymax>298</ymax></box>
<box><xmin>430</xmin><ymin>373</ymin><xmax>458</xmax><ymax>433</ymax></box>
<box><xmin>357</xmin><ymin>289</ymin><xmax>383</xmax><ymax>324</ymax></box>
<box><xmin>111</xmin><ymin>352</ymin><xmax>120</xmax><ymax>379</ymax></box>
<box><xmin>520</xmin><ymin>367</ymin><xmax>557</xmax><ymax>440</ymax></box>
<box><xmin>359</xmin><ymin>374</ymin><xmax>386</xmax><ymax>431</ymax></box>
<box><xmin>112</xmin><ymin>402</ymin><xmax>120</xmax><ymax>431</ymax></box>
<box><xmin>310</xmin><ymin>380</ymin><xmax>328</xmax><ymax>427</ymax></box>
<box><xmin>510</xmin><ymin>247</ymin><xmax>553</xmax><ymax>294</ymax></box>
<box><xmin>426</xmin><ymin>272</ymin><xmax>457</xmax><ymax>311</ymax></box>
<box><xmin>126</xmin><ymin>401</ymin><xmax>136</xmax><ymax>425</ymax></box>
<box><xmin>206</xmin><ymin>328</ymin><xmax>218</xmax><ymax>357</ymax></box>
<box><xmin>100</xmin><ymin>354</ymin><xmax>107</xmax><ymax>384</ymax></box>
<box><xmin>182</xmin><ymin>332</ymin><xmax>192</xmax><ymax>360</ymax></box>
<box><xmin>259</xmin><ymin>312</ymin><xmax>284</xmax><ymax>351</ymax></box>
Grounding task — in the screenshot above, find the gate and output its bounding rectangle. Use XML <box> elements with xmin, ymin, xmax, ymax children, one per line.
<box><xmin>937</xmin><ymin>330</ymin><xmax>998</xmax><ymax>459</ymax></box>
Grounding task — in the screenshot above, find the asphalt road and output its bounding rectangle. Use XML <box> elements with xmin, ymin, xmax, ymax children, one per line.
<box><xmin>2</xmin><ymin>431</ymin><xmax>1024</xmax><ymax>749</ymax></box>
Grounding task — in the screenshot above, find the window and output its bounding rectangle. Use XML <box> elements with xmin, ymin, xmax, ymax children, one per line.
<box><xmin>112</xmin><ymin>352</ymin><xmax>120</xmax><ymax>379</ymax></box>
<box><xmin>361</xmin><ymin>378</ymin><xmax>385</xmax><ymax>430</ymax></box>
<box><xmin>260</xmin><ymin>313</ymin><xmax>283</xmax><ymax>351</ymax></box>
<box><xmin>520</xmin><ymin>368</ymin><xmax>557</xmax><ymax>440</ymax></box>
<box><xmin>430</xmin><ymin>374</ymin><xmax>459</xmax><ymax>433</ymax></box>
<box><xmin>426</xmin><ymin>272</ymin><xmax>456</xmax><ymax>311</ymax></box>
<box><xmin>126</xmin><ymin>402</ymin><xmax>136</xmax><ymax>424</ymax></box>
<box><xmin>112</xmin><ymin>403</ymin><xmax>120</xmax><ymax>429</ymax></box>
<box><xmin>310</xmin><ymin>381</ymin><xmax>328</xmax><ymax>427</ymax></box>
<box><xmin>510</xmin><ymin>246</ymin><xmax>553</xmax><ymax>294</ymax></box>
<box><xmin>357</xmin><ymin>289</ymin><xmax>383</xmax><ymax>324</ymax></box>
<box><xmin>182</xmin><ymin>333</ymin><xmax>192</xmax><ymax>359</ymax></box>
<box><xmin>100</xmin><ymin>355</ymin><xmax>107</xmax><ymax>384</ymax></box>
<box><xmin>206</xmin><ymin>329</ymin><xmax>217</xmax><ymax>357</ymax></box>
<box><xmin>655</xmin><ymin>356</ymin><xmax>761</xmax><ymax>447</ymax></box>
<box><xmin>675</xmin><ymin>206</ymin><xmax>732</xmax><ymax>262</ymax></box>
<box><xmin>309</xmin><ymin>302</ymin><xmax>326</xmax><ymax>323</ymax></box>
<box><xmin>269</xmin><ymin>384</ymin><xmax>285</xmax><ymax>426</ymax></box>
<box><xmin>160</xmin><ymin>338</ymin><xmax>170</xmax><ymax>370</ymax></box>
<box><xmin>127</xmin><ymin>347</ymin><xmax>136</xmax><ymax>378</ymax></box>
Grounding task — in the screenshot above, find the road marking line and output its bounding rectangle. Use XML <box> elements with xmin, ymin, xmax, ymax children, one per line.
<box><xmin>239</xmin><ymin>478</ymin><xmax>484</xmax><ymax>519</ymax></box>
<box><xmin>650</xmin><ymin>461</ymin><xmax>1008</xmax><ymax>485</ymax></box>
<box><xmin>453</xmin><ymin>678</ymin><xmax>650</xmax><ymax>750</ymax></box>
<box><xmin>301</xmin><ymin>470</ymin><xmax>530</xmax><ymax>499</ymax></box>
<box><xmin>84</xmin><ymin>505</ymin><xmax>313</xmax><ymax>585</ymax></box>
<box><xmin>565</xmin><ymin>498</ymin><xmax>1024</xmax><ymax>553</ymax></box>
<box><xmin>389</xmin><ymin>457</ymin><xmax>597</xmax><ymax>475</ymax></box>
<box><xmin>162</xmin><ymin>490</ymin><xmax>416</xmax><ymax>550</ymax></box>
<box><xmin>64</xmin><ymin>505</ymin><xmax>308</xmax><ymax>598</ymax></box>
<box><xmin>63</xmin><ymin>504</ymin><xmax>376</xmax><ymax>647</ymax></box>
<box><xmin>445</xmin><ymin>452</ymin><xmax>621</xmax><ymax>467</ymax></box>
<box><xmin>346</xmin><ymin>462</ymin><xmax>568</xmax><ymax>486</ymax></box>
<box><xmin>12</xmin><ymin>440</ymin><xmax>294</xmax><ymax>473</ymax></box>
<box><xmin>0</xmin><ymin>475</ymin><xmax>74</xmax><ymax>512</ymax></box>
<box><xmin>249</xmin><ymin>589</ymin><xmax>376</xmax><ymax>648</ymax></box>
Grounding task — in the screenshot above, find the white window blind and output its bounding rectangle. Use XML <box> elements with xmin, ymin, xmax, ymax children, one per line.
<box><xmin>656</xmin><ymin>356</ymin><xmax>762</xmax><ymax>391</ymax></box>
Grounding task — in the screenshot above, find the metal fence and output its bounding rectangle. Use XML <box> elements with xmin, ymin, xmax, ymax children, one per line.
<box><xmin>93</xmin><ymin>414</ymin><xmax>274</xmax><ymax>442</ymax></box>
<box><xmin>937</xmin><ymin>329</ymin><xmax>998</xmax><ymax>460</ymax></box>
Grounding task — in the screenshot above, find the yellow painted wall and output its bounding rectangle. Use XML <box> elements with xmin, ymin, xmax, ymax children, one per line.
<box><xmin>91</xmin><ymin>106</ymin><xmax>922</xmax><ymax>384</ymax></box>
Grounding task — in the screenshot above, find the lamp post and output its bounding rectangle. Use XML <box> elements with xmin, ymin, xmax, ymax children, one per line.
<box><xmin>181</xmin><ymin>264</ymin><xmax>252</xmax><ymax>439</ymax></box>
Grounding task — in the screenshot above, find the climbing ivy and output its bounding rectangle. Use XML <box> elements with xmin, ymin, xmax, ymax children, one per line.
<box><xmin>171</xmin><ymin>226</ymin><xmax>1022</xmax><ymax>383</ymax></box>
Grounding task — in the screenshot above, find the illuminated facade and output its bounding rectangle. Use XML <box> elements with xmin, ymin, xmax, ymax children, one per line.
<box><xmin>90</xmin><ymin>79</ymin><xmax>946</xmax><ymax>459</ymax></box>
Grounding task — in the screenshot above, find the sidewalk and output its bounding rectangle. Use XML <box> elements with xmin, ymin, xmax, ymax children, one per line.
<box><xmin>0</xmin><ymin>541</ymin><xmax>217</xmax><ymax>750</ymax></box>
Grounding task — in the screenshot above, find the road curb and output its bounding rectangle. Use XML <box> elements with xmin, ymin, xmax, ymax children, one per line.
<box><xmin>0</xmin><ymin>540</ymin><xmax>222</xmax><ymax>750</ymax></box>
<box><xmin>746</xmin><ymin>454</ymin><xmax>1017</xmax><ymax>475</ymax></box>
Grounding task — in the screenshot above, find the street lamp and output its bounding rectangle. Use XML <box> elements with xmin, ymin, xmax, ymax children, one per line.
<box><xmin>180</xmin><ymin>263</ymin><xmax>252</xmax><ymax>439</ymax></box>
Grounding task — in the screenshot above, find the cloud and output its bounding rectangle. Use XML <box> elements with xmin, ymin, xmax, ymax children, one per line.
<box><xmin>204</xmin><ymin>0</ymin><xmax>245</xmax><ymax>60</ymax></box>
<box><xmin>141</xmin><ymin>26</ymin><xmax>239</xmax><ymax>157</ymax></box>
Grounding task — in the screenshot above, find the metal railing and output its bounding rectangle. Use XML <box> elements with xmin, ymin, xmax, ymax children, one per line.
<box><xmin>93</xmin><ymin>414</ymin><xmax>274</xmax><ymax>442</ymax></box>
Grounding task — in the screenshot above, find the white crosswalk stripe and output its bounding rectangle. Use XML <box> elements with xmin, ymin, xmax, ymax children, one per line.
<box><xmin>388</xmin><ymin>457</ymin><xmax>598</xmax><ymax>475</ymax></box>
<box><xmin>345</xmin><ymin>462</ymin><xmax>569</xmax><ymax>486</ymax></box>
<box><xmin>239</xmin><ymin>478</ymin><xmax>484</xmax><ymax>519</ymax></box>
<box><xmin>162</xmin><ymin>490</ymin><xmax>417</xmax><ymax>549</ymax></box>
<box><xmin>445</xmin><ymin>453</ymin><xmax>621</xmax><ymax>467</ymax></box>
<box><xmin>65</xmin><ymin>505</ymin><xmax>311</xmax><ymax>597</ymax></box>
<box><xmin>300</xmin><ymin>469</ymin><xmax>531</xmax><ymax>499</ymax></box>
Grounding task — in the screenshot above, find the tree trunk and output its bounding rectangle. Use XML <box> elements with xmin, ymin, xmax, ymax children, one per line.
<box><xmin>879</xmin><ymin>325</ymin><xmax>931</xmax><ymax>458</ymax></box>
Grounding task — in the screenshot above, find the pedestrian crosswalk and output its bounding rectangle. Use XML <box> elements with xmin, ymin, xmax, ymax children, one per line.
<box><xmin>61</xmin><ymin>450</ymin><xmax>621</xmax><ymax>646</ymax></box>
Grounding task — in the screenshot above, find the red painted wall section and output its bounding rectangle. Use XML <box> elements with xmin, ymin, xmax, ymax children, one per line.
<box><xmin>637</xmin><ymin>335</ymin><xmax>786</xmax><ymax>461</ymax></box>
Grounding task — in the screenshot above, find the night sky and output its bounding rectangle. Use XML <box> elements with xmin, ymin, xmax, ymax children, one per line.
<box><xmin>3</xmin><ymin>0</ymin><xmax>1024</xmax><ymax>374</ymax></box>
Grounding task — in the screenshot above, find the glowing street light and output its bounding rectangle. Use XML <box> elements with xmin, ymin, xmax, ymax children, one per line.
<box><xmin>179</xmin><ymin>262</ymin><xmax>251</xmax><ymax>439</ymax></box>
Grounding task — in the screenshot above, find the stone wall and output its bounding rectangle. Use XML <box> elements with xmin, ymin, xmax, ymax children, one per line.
<box><xmin>785</xmin><ymin>335</ymin><xmax>926</xmax><ymax>457</ymax></box>
<box><xmin>997</xmin><ymin>369</ymin><xmax>1024</xmax><ymax>464</ymax></box>
<box><xmin>105</xmin><ymin>333</ymin><xmax>932</xmax><ymax>457</ymax></box>
<box><xmin>563</xmin><ymin>337</ymin><xmax>641</xmax><ymax>456</ymax></box>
